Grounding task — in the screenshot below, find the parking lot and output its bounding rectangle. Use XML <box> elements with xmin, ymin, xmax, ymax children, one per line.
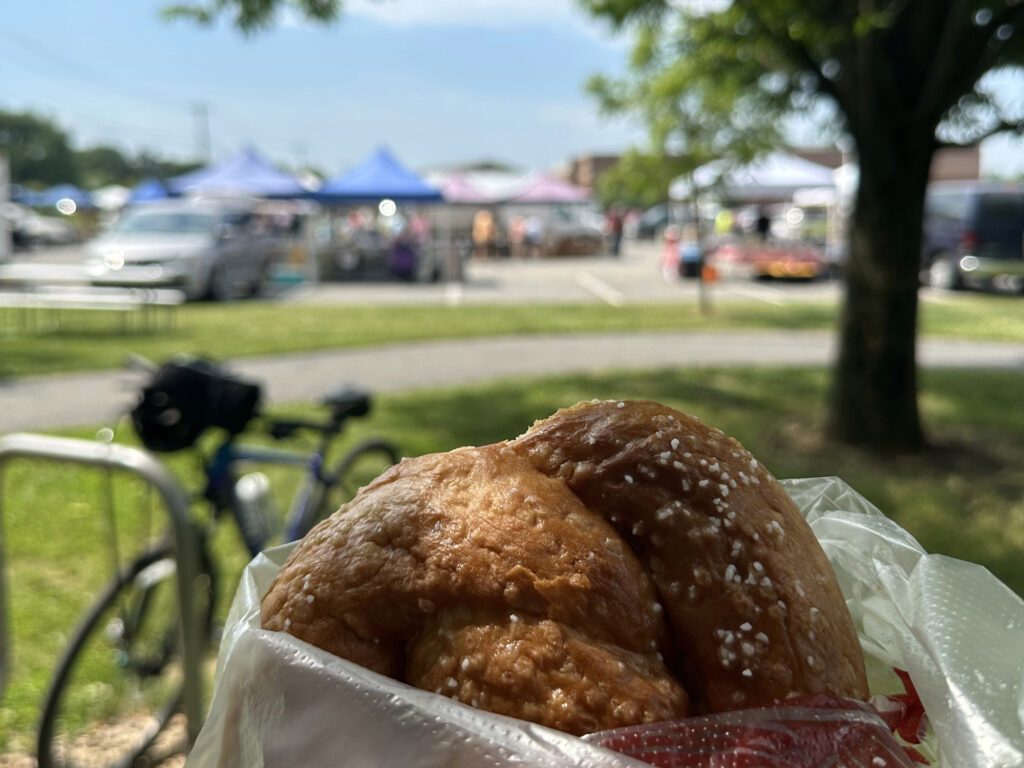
<box><xmin>290</xmin><ymin>240</ymin><xmax>843</xmax><ymax>307</ymax></box>
<box><xmin>4</xmin><ymin>239</ymin><xmax>843</xmax><ymax>308</ymax></box>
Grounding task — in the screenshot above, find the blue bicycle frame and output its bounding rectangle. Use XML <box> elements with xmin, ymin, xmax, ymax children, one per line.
<box><xmin>204</xmin><ymin>438</ymin><xmax>330</xmax><ymax>556</ymax></box>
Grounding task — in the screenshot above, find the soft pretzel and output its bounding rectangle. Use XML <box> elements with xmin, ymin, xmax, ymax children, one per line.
<box><xmin>261</xmin><ymin>400</ymin><xmax>868</xmax><ymax>734</ymax></box>
<box><xmin>406</xmin><ymin>607</ymin><xmax>688</xmax><ymax>735</ymax></box>
<box><xmin>511</xmin><ymin>400</ymin><xmax>868</xmax><ymax>713</ymax></box>
<box><xmin>261</xmin><ymin>442</ymin><xmax>688</xmax><ymax>734</ymax></box>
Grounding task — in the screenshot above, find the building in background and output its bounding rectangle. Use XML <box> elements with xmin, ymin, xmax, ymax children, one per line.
<box><xmin>566</xmin><ymin>154</ymin><xmax>621</xmax><ymax>192</ymax></box>
<box><xmin>790</xmin><ymin>145</ymin><xmax>980</xmax><ymax>181</ymax></box>
<box><xmin>566</xmin><ymin>144</ymin><xmax>980</xmax><ymax>199</ymax></box>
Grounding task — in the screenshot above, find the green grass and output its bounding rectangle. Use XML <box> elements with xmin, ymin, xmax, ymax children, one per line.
<box><xmin>919</xmin><ymin>292</ymin><xmax>1024</xmax><ymax>341</ymax></box>
<box><xmin>1</xmin><ymin>364</ymin><xmax>1022</xmax><ymax>754</ymax></box>
<box><xmin>1</xmin><ymin>291</ymin><xmax>1021</xmax><ymax>378</ymax></box>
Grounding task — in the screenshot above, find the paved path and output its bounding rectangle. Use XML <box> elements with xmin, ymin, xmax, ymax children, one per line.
<box><xmin>1</xmin><ymin>330</ymin><xmax>1021</xmax><ymax>432</ymax></box>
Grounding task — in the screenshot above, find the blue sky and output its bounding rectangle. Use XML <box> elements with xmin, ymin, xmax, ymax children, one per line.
<box><xmin>1</xmin><ymin>1</ymin><xmax>1022</xmax><ymax>178</ymax></box>
<box><xmin>0</xmin><ymin>1</ymin><xmax>643</xmax><ymax>175</ymax></box>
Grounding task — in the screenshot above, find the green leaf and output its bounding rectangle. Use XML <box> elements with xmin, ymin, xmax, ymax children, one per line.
<box><xmin>161</xmin><ymin>0</ymin><xmax>342</xmax><ymax>33</ymax></box>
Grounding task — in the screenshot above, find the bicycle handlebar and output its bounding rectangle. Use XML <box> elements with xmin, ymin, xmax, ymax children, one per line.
<box><xmin>126</xmin><ymin>353</ymin><xmax>369</xmax><ymax>447</ymax></box>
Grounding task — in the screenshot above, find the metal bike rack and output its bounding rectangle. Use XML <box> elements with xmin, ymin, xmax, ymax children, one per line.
<box><xmin>0</xmin><ymin>433</ymin><xmax>205</xmax><ymax>745</ymax></box>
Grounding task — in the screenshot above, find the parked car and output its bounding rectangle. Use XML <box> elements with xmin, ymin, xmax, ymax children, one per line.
<box><xmin>922</xmin><ymin>181</ymin><xmax>1024</xmax><ymax>292</ymax></box>
<box><xmin>85</xmin><ymin>198</ymin><xmax>272</xmax><ymax>300</ymax></box>
<box><xmin>634</xmin><ymin>204</ymin><xmax>672</xmax><ymax>240</ymax></box>
<box><xmin>705</xmin><ymin>239</ymin><xmax>827</xmax><ymax>281</ymax></box>
<box><xmin>1</xmin><ymin>202</ymin><xmax>80</xmax><ymax>249</ymax></box>
<box><xmin>545</xmin><ymin>207</ymin><xmax>605</xmax><ymax>256</ymax></box>
<box><xmin>499</xmin><ymin>205</ymin><xmax>606</xmax><ymax>257</ymax></box>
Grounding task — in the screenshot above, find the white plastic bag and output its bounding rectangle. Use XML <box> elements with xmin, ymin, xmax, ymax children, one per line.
<box><xmin>187</xmin><ymin>477</ymin><xmax>1024</xmax><ymax>768</ymax></box>
<box><xmin>188</xmin><ymin>544</ymin><xmax>643</xmax><ymax>768</ymax></box>
<box><xmin>785</xmin><ymin>477</ymin><xmax>1024</xmax><ymax>768</ymax></box>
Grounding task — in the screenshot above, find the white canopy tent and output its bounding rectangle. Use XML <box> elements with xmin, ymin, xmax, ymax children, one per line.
<box><xmin>670</xmin><ymin>152</ymin><xmax>837</xmax><ymax>202</ymax></box>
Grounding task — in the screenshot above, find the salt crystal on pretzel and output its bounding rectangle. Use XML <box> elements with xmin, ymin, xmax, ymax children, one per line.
<box><xmin>261</xmin><ymin>399</ymin><xmax>868</xmax><ymax>735</ymax></box>
<box><xmin>512</xmin><ymin>400</ymin><xmax>869</xmax><ymax>713</ymax></box>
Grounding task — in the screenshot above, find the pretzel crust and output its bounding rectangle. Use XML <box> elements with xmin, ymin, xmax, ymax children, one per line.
<box><xmin>511</xmin><ymin>400</ymin><xmax>868</xmax><ymax>713</ymax></box>
<box><xmin>261</xmin><ymin>441</ymin><xmax>688</xmax><ymax>734</ymax></box>
<box><xmin>261</xmin><ymin>400</ymin><xmax>868</xmax><ymax>734</ymax></box>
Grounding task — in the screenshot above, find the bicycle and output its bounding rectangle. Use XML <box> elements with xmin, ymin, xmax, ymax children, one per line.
<box><xmin>34</xmin><ymin>355</ymin><xmax>400</xmax><ymax>768</ymax></box>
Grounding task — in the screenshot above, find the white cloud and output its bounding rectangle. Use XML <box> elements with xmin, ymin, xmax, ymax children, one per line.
<box><xmin>346</xmin><ymin>0</ymin><xmax>603</xmax><ymax>35</ymax></box>
<box><xmin>345</xmin><ymin>0</ymin><xmax>729</xmax><ymax>30</ymax></box>
<box><xmin>277</xmin><ymin>8</ymin><xmax>314</xmax><ymax>28</ymax></box>
<box><xmin>278</xmin><ymin>1</ymin><xmax>630</xmax><ymax>48</ymax></box>
<box><xmin>344</xmin><ymin>0</ymin><xmax>735</xmax><ymax>29</ymax></box>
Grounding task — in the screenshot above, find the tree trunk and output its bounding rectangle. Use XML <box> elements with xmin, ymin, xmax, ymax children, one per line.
<box><xmin>827</xmin><ymin>133</ymin><xmax>934</xmax><ymax>452</ymax></box>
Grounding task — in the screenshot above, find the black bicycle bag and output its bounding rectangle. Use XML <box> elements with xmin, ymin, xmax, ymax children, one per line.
<box><xmin>132</xmin><ymin>357</ymin><xmax>262</xmax><ymax>452</ymax></box>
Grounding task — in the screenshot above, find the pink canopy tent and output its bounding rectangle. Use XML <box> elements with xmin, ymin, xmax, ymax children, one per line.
<box><xmin>508</xmin><ymin>174</ymin><xmax>591</xmax><ymax>203</ymax></box>
<box><xmin>437</xmin><ymin>172</ymin><xmax>491</xmax><ymax>204</ymax></box>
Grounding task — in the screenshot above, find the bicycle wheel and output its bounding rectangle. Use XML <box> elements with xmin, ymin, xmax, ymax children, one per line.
<box><xmin>294</xmin><ymin>439</ymin><xmax>399</xmax><ymax>536</ymax></box>
<box><xmin>37</xmin><ymin>545</ymin><xmax>213</xmax><ymax>768</ymax></box>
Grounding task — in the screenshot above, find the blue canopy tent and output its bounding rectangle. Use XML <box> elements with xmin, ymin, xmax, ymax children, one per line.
<box><xmin>314</xmin><ymin>148</ymin><xmax>442</xmax><ymax>203</ymax></box>
<box><xmin>16</xmin><ymin>183</ymin><xmax>94</xmax><ymax>208</ymax></box>
<box><xmin>128</xmin><ymin>178</ymin><xmax>170</xmax><ymax>203</ymax></box>
<box><xmin>167</xmin><ymin>146</ymin><xmax>308</xmax><ymax>198</ymax></box>
<box><xmin>312</xmin><ymin>148</ymin><xmax>449</xmax><ymax>284</ymax></box>
<box><xmin>9</xmin><ymin>184</ymin><xmax>38</xmax><ymax>206</ymax></box>
<box><xmin>10</xmin><ymin>185</ymin><xmax>46</xmax><ymax>206</ymax></box>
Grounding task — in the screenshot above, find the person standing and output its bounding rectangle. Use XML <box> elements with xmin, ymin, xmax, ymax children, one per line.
<box><xmin>607</xmin><ymin>205</ymin><xmax>625</xmax><ymax>256</ymax></box>
<box><xmin>472</xmin><ymin>209</ymin><xmax>496</xmax><ymax>259</ymax></box>
<box><xmin>388</xmin><ymin>228</ymin><xmax>419</xmax><ymax>281</ymax></box>
<box><xmin>524</xmin><ymin>215</ymin><xmax>544</xmax><ymax>258</ymax></box>
<box><xmin>756</xmin><ymin>207</ymin><xmax>771</xmax><ymax>242</ymax></box>
<box><xmin>508</xmin><ymin>215</ymin><xmax>526</xmax><ymax>259</ymax></box>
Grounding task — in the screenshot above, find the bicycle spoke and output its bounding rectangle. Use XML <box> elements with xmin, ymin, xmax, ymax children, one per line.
<box><xmin>38</xmin><ymin>550</ymin><xmax>188</xmax><ymax>768</ymax></box>
<box><xmin>102</xmin><ymin>467</ymin><xmax>123</xmax><ymax>580</ymax></box>
<box><xmin>338</xmin><ymin>442</ymin><xmax>398</xmax><ymax>505</ymax></box>
<box><xmin>314</xmin><ymin>441</ymin><xmax>398</xmax><ymax>532</ymax></box>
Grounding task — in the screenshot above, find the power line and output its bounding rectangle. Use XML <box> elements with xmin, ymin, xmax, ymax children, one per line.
<box><xmin>193</xmin><ymin>102</ymin><xmax>212</xmax><ymax>162</ymax></box>
<box><xmin>0</xmin><ymin>22</ymin><xmax>198</xmax><ymax>155</ymax></box>
<box><xmin>0</xmin><ymin>23</ymin><xmax>314</xmax><ymax>164</ymax></box>
<box><xmin>0</xmin><ymin>90</ymin><xmax>193</xmax><ymax>145</ymax></box>
<box><xmin>0</xmin><ymin>23</ymin><xmax>190</xmax><ymax>114</ymax></box>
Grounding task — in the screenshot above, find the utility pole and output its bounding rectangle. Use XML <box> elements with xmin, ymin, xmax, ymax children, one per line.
<box><xmin>193</xmin><ymin>102</ymin><xmax>212</xmax><ymax>163</ymax></box>
<box><xmin>0</xmin><ymin>154</ymin><xmax>10</xmax><ymax>263</ymax></box>
<box><xmin>292</xmin><ymin>141</ymin><xmax>309</xmax><ymax>171</ymax></box>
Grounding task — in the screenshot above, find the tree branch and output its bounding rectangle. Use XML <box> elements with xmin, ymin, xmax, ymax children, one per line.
<box><xmin>918</xmin><ymin>3</ymin><xmax>1024</xmax><ymax>122</ymax></box>
<box><xmin>913</xmin><ymin>0</ymin><xmax>973</xmax><ymax>117</ymax></box>
<box><xmin>936</xmin><ymin>116</ymin><xmax>1024</xmax><ymax>148</ymax></box>
<box><xmin>732</xmin><ymin>0</ymin><xmax>845</xmax><ymax>107</ymax></box>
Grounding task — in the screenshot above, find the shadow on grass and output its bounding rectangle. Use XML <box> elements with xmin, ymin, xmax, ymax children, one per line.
<box><xmin>375</xmin><ymin>366</ymin><xmax>1024</xmax><ymax>598</ymax></box>
<box><xmin>380</xmin><ymin>367</ymin><xmax>790</xmax><ymax>456</ymax></box>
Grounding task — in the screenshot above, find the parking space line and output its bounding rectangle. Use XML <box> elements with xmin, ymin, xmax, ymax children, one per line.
<box><xmin>575</xmin><ymin>271</ymin><xmax>625</xmax><ymax>306</ymax></box>
<box><xmin>444</xmin><ymin>282</ymin><xmax>464</xmax><ymax>306</ymax></box>
<box><xmin>722</xmin><ymin>283</ymin><xmax>788</xmax><ymax>306</ymax></box>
